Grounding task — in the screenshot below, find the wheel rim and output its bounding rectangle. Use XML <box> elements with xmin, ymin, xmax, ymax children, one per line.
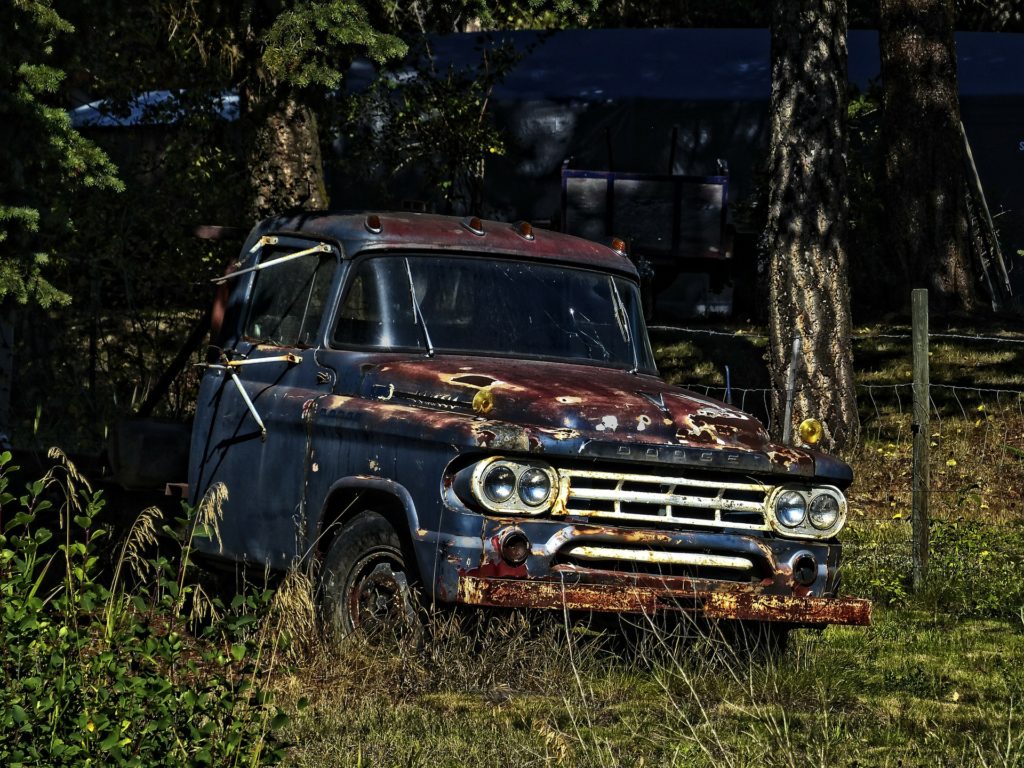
<box><xmin>345</xmin><ymin>551</ymin><xmax>416</xmax><ymax>635</ymax></box>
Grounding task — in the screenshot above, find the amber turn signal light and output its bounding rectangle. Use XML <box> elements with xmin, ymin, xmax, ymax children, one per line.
<box><xmin>462</xmin><ymin>216</ymin><xmax>485</xmax><ymax>235</ymax></box>
<box><xmin>513</xmin><ymin>220</ymin><xmax>535</xmax><ymax>240</ymax></box>
<box><xmin>798</xmin><ymin>418</ymin><xmax>824</xmax><ymax>446</ymax></box>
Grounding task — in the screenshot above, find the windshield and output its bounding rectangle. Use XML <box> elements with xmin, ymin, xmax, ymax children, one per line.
<box><xmin>332</xmin><ymin>254</ymin><xmax>656</xmax><ymax>373</ymax></box>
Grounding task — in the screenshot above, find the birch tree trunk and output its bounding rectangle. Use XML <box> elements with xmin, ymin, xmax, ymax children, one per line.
<box><xmin>766</xmin><ymin>0</ymin><xmax>859</xmax><ymax>453</ymax></box>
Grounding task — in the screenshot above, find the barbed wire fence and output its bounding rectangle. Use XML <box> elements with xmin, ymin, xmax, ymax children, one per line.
<box><xmin>652</xmin><ymin>296</ymin><xmax>1024</xmax><ymax>592</ymax></box>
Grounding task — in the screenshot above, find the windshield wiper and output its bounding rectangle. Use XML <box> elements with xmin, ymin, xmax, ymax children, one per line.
<box><xmin>404</xmin><ymin>257</ymin><xmax>435</xmax><ymax>357</ymax></box>
<box><xmin>609</xmin><ymin>277</ymin><xmax>640</xmax><ymax>375</ymax></box>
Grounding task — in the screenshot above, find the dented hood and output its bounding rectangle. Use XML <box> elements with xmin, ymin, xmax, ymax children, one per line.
<box><xmin>355</xmin><ymin>355</ymin><xmax>816</xmax><ymax>476</ymax></box>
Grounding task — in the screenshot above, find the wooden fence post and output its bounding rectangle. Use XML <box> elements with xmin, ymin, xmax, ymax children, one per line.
<box><xmin>911</xmin><ymin>289</ymin><xmax>930</xmax><ymax>592</ymax></box>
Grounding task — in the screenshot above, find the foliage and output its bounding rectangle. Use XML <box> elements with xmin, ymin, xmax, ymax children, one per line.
<box><xmin>161</xmin><ymin>0</ymin><xmax>406</xmax><ymax>95</ymax></box>
<box><xmin>340</xmin><ymin>36</ymin><xmax>517</xmax><ymax>214</ymax></box>
<box><xmin>846</xmin><ymin>84</ymin><xmax>889</xmax><ymax>313</ymax></box>
<box><xmin>262</xmin><ymin>0</ymin><xmax>407</xmax><ymax>90</ymax></box>
<box><xmin>842</xmin><ymin>517</ymin><xmax>1024</xmax><ymax>619</ymax></box>
<box><xmin>0</xmin><ymin>0</ymin><xmax>122</xmax><ymax>309</ymax></box>
<box><xmin>925</xmin><ymin>518</ymin><xmax>1024</xmax><ymax>618</ymax></box>
<box><xmin>0</xmin><ymin>451</ymin><xmax>291</xmax><ymax>766</ymax></box>
<box><xmin>9</xmin><ymin>95</ymin><xmax>247</xmax><ymax>449</ymax></box>
<box><xmin>841</xmin><ymin>520</ymin><xmax>912</xmax><ymax>607</ymax></box>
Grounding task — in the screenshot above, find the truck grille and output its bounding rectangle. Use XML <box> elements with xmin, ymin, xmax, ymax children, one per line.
<box><xmin>555</xmin><ymin>467</ymin><xmax>772</xmax><ymax>532</ymax></box>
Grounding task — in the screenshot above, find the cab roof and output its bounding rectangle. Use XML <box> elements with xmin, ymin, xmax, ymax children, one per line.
<box><xmin>253</xmin><ymin>211</ymin><xmax>638</xmax><ymax>277</ymax></box>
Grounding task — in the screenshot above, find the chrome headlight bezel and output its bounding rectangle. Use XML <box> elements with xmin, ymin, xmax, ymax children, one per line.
<box><xmin>775</xmin><ymin>490</ymin><xmax>807</xmax><ymax>527</ymax></box>
<box><xmin>766</xmin><ymin>485</ymin><xmax>847</xmax><ymax>539</ymax></box>
<box><xmin>469</xmin><ymin>457</ymin><xmax>559</xmax><ymax>515</ymax></box>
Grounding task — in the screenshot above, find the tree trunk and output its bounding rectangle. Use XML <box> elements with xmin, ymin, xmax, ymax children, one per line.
<box><xmin>766</xmin><ymin>0</ymin><xmax>859</xmax><ymax>454</ymax></box>
<box><xmin>247</xmin><ymin>93</ymin><xmax>328</xmax><ymax>221</ymax></box>
<box><xmin>880</xmin><ymin>0</ymin><xmax>978</xmax><ymax>313</ymax></box>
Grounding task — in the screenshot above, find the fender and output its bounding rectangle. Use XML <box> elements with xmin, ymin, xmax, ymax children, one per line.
<box><xmin>312</xmin><ymin>475</ymin><xmax>422</xmax><ymax>554</ymax></box>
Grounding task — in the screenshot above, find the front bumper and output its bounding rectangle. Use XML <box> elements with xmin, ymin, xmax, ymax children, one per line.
<box><xmin>418</xmin><ymin>499</ymin><xmax>871</xmax><ymax>627</ymax></box>
<box><xmin>458</xmin><ymin>571</ymin><xmax>872</xmax><ymax>626</ymax></box>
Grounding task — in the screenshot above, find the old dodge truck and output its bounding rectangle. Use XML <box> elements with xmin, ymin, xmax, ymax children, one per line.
<box><xmin>182</xmin><ymin>211</ymin><xmax>869</xmax><ymax>636</ymax></box>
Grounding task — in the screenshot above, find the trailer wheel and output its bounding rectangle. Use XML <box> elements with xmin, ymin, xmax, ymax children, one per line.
<box><xmin>319</xmin><ymin>511</ymin><xmax>419</xmax><ymax>640</ymax></box>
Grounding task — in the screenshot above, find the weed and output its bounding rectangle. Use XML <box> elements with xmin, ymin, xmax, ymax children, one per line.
<box><xmin>923</xmin><ymin>519</ymin><xmax>1024</xmax><ymax>619</ymax></box>
<box><xmin>0</xmin><ymin>450</ymin><xmax>291</xmax><ymax>766</ymax></box>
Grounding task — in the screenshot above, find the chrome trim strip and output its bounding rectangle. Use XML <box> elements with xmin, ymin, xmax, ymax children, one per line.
<box><xmin>563</xmin><ymin>468</ymin><xmax>770</xmax><ymax>492</ymax></box>
<box><xmin>562</xmin><ymin>545</ymin><xmax>754</xmax><ymax>571</ymax></box>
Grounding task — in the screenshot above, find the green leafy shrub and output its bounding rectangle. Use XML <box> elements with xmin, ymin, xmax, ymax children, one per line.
<box><xmin>0</xmin><ymin>450</ymin><xmax>291</xmax><ymax>766</ymax></box>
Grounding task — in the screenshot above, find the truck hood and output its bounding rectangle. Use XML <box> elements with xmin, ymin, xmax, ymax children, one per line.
<box><xmin>354</xmin><ymin>355</ymin><xmax>816</xmax><ymax>476</ymax></box>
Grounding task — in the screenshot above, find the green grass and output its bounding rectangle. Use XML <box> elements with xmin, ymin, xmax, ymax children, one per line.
<box><xmin>275</xmin><ymin>607</ymin><xmax>1024</xmax><ymax>767</ymax></box>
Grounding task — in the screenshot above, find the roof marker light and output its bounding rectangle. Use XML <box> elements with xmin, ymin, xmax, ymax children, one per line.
<box><xmin>611</xmin><ymin>237</ymin><xmax>627</xmax><ymax>255</ymax></box>
<box><xmin>513</xmin><ymin>220</ymin><xmax>535</xmax><ymax>241</ymax></box>
<box><xmin>365</xmin><ymin>214</ymin><xmax>382</xmax><ymax>234</ymax></box>
<box><xmin>462</xmin><ymin>216</ymin><xmax>485</xmax><ymax>236</ymax></box>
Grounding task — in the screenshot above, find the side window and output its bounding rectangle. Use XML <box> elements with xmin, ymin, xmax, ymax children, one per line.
<box><xmin>244</xmin><ymin>247</ymin><xmax>337</xmax><ymax>347</ymax></box>
<box><xmin>332</xmin><ymin>258</ymin><xmax>422</xmax><ymax>349</ymax></box>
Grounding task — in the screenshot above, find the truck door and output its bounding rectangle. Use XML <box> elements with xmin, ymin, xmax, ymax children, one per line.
<box><xmin>189</xmin><ymin>236</ymin><xmax>340</xmax><ymax>569</ymax></box>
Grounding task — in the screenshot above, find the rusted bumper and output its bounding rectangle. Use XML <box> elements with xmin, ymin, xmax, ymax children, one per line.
<box><xmin>457</xmin><ymin>575</ymin><xmax>872</xmax><ymax>626</ymax></box>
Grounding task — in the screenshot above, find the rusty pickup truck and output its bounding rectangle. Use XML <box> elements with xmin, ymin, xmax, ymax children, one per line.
<box><xmin>184</xmin><ymin>211</ymin><xmax>870</xmax><ymax>636</ymax></box>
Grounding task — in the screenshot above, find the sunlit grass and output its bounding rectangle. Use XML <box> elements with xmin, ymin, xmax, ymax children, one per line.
<box><xmin>275</xmin><ymin>606</ymin><xmax>1024</xmax><ymax>767</ymax></box>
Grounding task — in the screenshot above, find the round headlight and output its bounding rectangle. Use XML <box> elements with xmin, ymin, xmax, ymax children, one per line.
<box><xmin>809</xmin><ymin>494</ymin><xmax>840</xmax><ymax>529</ymax></box>
<box><xmin>776</xmin><ymin>491</ymin><xmax>806</xmax><ymax>527</ymax></box>
<box><xmin>518</xmin><ymin>468</ymin><xmax>552</xmax><ymax>507</ymax></box>
<box><xmin>483</xmin><ymin>465</ymin><xmax>516</xmax><ymax>503</ymax></box>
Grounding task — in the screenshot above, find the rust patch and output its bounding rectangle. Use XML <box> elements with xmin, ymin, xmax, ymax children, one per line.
<box><xmin>466</xmin><ymin>561</ymin><xmax>530</xmax><ymax>580</ymax></box>
<box><xmin>538</xmin><ymin>427</ymin><xmax>580</xmax><ymax>441</ymax></box>
<box><xmin>676</xmin><ymin>416</ymin><xmax>718</xmax><ymax>444</ymax></box>
<box><xmin>472</xmin><ymin>421</ymin><xmax>531</xmax><ymax>451</ymax></box>
<box><xmin>449</xmin><ymin>373</ymin><xmax>497</xmax><ymax>388</ymax></box>
<box><xmin>702</xmin><ymin>592</ymin><xmax>871</xmax><ymax>625</ymax></box>
<box><xmin>373</xmin><ymin>383</ymin><xmax>395</xmax><ymax>401</ymax></box>
<box><xmin>457</xmin><ymin>575</ymin><xmax>872</xmax><ymax>626</ymax></box>
<box><xmin>767</xmin><ymin>447</ymin><xmax>807</xmax><ymax>468</ymax></box>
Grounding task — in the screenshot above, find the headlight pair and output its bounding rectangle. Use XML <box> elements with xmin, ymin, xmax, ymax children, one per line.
<box><xmin>768</xmin><ymin>486</ymin><xmax>846</xmax><ymax>539</ymax></box>
<box><xmin>468</xmin><ymin>458</ymin><xmax>558</xmax><ymax>515</ymax></box>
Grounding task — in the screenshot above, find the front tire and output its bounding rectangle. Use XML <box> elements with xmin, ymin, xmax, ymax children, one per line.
<box><xmin>319</xmin><ymin>511</ymin><xmax>419</xmax><ymax>640</ymax></box>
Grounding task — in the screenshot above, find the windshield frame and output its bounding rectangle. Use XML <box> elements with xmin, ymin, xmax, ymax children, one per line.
<box><xmin>329</xmin><ymin>251</ymin><xmax>657</xmax><ymax>375</ymax></box>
